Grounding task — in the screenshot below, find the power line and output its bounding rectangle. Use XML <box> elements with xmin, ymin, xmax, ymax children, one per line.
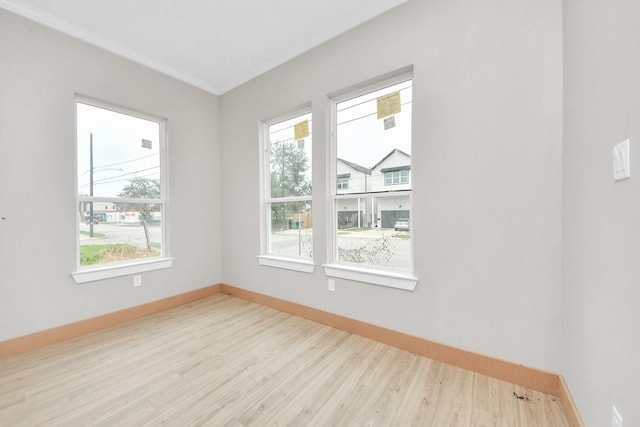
<box><xmin>78</xmin><ymin>153</ymin><xmax>157</xmax><ymax>177</ymax></box>
<box><xmin>78</xmin><ymin>172</ymin><xmax>161</xmax><ymax>190</ymax></box>
<box><xmin>337</xmin><ymin>101</ymin><xmax>412</xmax><ymax>127</ymax></box>
<box><xmin>92</xmin><ymin>166</ymin><xmax>159</xmax><ymax>184</ymax></box>
<box><xmin>269</xmin><ymin>121</ymin><xmax>313</xmax><ymax>139</ymax></box>
<box><xmin>336</xmin><ymin>82</ymin><xmax>412</xmax><ymax>113</ymax></box>
<box><xmin>78</xmin><ymin>167</ymin><xmax>160</xmax><ymax>188</ymax></box>
<box><xmin>98</xmin><ymin>153</ymin><xmax>157</xmax><ymax>169</ymax></box>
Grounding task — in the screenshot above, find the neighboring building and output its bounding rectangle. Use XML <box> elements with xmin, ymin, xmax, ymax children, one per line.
<box><xmin>369</xmin><ymin>149</ymin><xmax>411</xmax><ymax>192</ymax></box>
<box><xmin>336</xmin><ymin>149</ymin><xmax>411</xmax><ymax>229</ymax></box>
<box><xmin>81</xmin><ymin>202</ymin><xmax>160</xmax><ymax>224</ymax></box>
<box><xmin>370</xmin><ymin>149</ymin><xmax>411</xmax><ymax>228</ymax></box>
<box><xmin>337</xmin><ymin>158</ymin><xmax>371</xmax><ymax>194</ymax></box>
<box><xmin>80</xmin><ymin>201</ymin><xmax>117</xmax><ymax>222</ymax></box>
<box><xmin>337</xmin><ymin>158</ymin><xmax>372</xmax><ymax>229</ymax></box>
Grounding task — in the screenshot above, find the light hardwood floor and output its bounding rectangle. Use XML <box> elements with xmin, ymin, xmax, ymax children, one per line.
<box><xmin>0</xmin><ymin>294</ymin><xmax>568</xmax><ymax>426</ymax></box>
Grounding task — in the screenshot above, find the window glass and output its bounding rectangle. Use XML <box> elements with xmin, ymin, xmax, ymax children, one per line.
<box><xmin>334</xmin><ymin>79</ymin><xmax>412</xmax><ymax>271</ymax></box>
<box><xmin>76</xmin><ymin>101</ymin><xmax>166</xmax><ymax>267</ymax></box>
<box><xmin>337</xmin><ymin>176</ymin><xmax>349</xmax><ymax>190</ymax></box>
<box><xmin>264</xmin><ymin>112</ymin><xmax>312</xmax><ymax>259</ymax></box>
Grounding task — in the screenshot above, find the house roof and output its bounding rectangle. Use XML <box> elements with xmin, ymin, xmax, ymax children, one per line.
<box><xmin>370</xmin><ymin>149</ymin><xmax>411</xmax><ymax>171</ymax></box>
<box><xmin>337</xmin><ymin>158</ymin><xmax>371</xmax><ymax>175</ymax></box>
<box><xmin>338</xmin><ymin>149</ymin><xmax>412</xmax><ymax>174</ymax></box>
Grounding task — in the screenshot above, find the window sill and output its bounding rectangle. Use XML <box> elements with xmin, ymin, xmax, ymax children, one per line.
<box><xmin>72</xmin><ymin>257</ymin><xmax>174</xmax><ymax>284</ymax></box>
<box><xmin>257</xmin><ymin>255</ymin><xmax>315</xmax><ymax>273</ymax></box>
<box><xmin>322</xmin><ymin>263</ymin><xmax>418</xmax><ymax>291</ymax></box>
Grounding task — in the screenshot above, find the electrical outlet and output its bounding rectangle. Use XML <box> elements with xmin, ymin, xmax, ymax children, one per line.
<box><xmin>328</xmin><ymin>279</ymin><xmax>335</xmax><ymax>292</ymax></box>
<box><xmin>133</xmin><ymin>275</ymin><xmax>142</xmax><ymax>287</ymax></box>
<box><xmin>612</xmin><ymin>405</ymin><xmax>623</xmax><ymax>427</ymax></box>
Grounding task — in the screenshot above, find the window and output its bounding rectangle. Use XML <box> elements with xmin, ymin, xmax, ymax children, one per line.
<box><xmin>337</xmin><ymin>175</ymin><xmax>349</xmax><ymax>190</ymax></box>
<box><xmin>73</xmin><ymin>98</ymin><xmax>171</xmax><ymax>283</ymax></box>
<box><xmin>384</xmin><ymin>169</ymin><xmax>409</xmax><ymax>185</ymax></box>
<box><xmin>325</xmin><ymin>74</ymin><xmax>417</xmax><ymax>290</ymax></box>
<box><xmin>258</xmin><ymin>111</ymin><xmax>314</xmax><ymax>272</ymax></box>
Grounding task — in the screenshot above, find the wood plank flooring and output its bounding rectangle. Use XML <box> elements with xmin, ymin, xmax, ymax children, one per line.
<box><xmin>0</xmin><ymin>294</ymin><xmax>568</xmax><ymax>426</ymax></box>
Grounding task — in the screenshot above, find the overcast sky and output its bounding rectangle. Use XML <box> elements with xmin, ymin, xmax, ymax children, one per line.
<box><xmin>78</xmin><ymin>80</ymin><xmax>411</xmax><ymax>199</ymax></box>
<box><xmin>77</xmin><ymin>102</ymin><xmax>161</xmax><ymax>198</ymax></box>
<box><xmin>337</xmin><ymin>80</ymin><xmax>412</xmax><ymax>168</ymax></box>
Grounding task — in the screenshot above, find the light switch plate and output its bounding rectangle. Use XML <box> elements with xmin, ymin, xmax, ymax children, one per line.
<box><xmin>613</xmin><ymin>139</ymin><xmax>631</xmax><ymax>180</ymax></box>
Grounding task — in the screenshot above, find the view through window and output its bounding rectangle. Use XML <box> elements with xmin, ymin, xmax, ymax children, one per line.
<box><xmin>334</xmin><ymin>78</ymin><xmax>412</xmax><ymax>271</ymax></box>
<box><xmin>264</xmin><ymin>112</ymin><xmax>313</xmax><ymax>259</ymax></box>
<box><xmin>76</xmin><ymin>100</ymin><xmax>166</xmax><ymax>267</ymax></box>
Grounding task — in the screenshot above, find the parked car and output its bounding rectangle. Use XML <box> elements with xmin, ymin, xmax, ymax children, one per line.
<box><xmin>394</xmin><ymin>218</ymin><xmax>409</xmax><ymax>231</ymax></box>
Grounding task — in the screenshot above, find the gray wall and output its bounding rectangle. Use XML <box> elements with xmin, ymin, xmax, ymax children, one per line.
<box><xmin>563</xmin><ymin>0</ymin><xmax>640</xmax><ymax>425</ymax></box>
<box><xmin>0</xmin><ymin>9</ymin><xmax>221</xmax><ymax>341</ymax></box>
<box><xmin>220</xmin><ymin>0</ymin><xmax>563</xmax><ymax>372</ymax></box>
<box><xmin>6</xmin><ymin>1</ymin><xmax>637</xmax><ymax>424</ymax></box>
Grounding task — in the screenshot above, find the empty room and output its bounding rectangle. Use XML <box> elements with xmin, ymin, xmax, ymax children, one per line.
<box><xmin>0</xmin><ymin>0</ymin><xmax>638</xmax><ymax>426</ymax></box>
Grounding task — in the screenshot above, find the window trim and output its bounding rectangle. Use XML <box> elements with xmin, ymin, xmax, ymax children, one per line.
<box><xmin>384</xmin><ymin>169</ymin><xmax>409</xmax><ymax>185</ymax></box>
<box><xmin>380</xmin><ymin>166</ymin><xmax>411</xmax><ymax>173</ymax></box>
<box><xmin>256</xmin><ymin>255</ymin><xmax>315</xmax><ymax>273</ymax></box>
<box><xmin>258</xmin><ymin>106</ymin><xmax>315</xmax><ymax>272</ymax></box>
<box><xmin>337</xmin><ymin>176</ymin><xmax>349</xmax><ymax>190</ymax></box>
<box><xmin>326</xmin><ymin>72</ymin><xmax>416</xmax><ymax>290</ymax></box>
<box><xmin>72</xmin><ymin>96</ymin><xmax>172</xmax><ymax>283</ymax></box>
<box><xmin>323</xmin><ymin>263</ymin><xmax>418</xmax><ymax>291</ymax></box>
<box><xmin>72</xmin><ymin>257</ymin><xmax>174</xmax><ymax>284</ymax></box>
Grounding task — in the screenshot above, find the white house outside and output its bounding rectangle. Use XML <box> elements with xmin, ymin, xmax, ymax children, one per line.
<box><xmin>337</xmin><ymin>149</ymin><xmax>411</xmax><ymax>229</ymax></box>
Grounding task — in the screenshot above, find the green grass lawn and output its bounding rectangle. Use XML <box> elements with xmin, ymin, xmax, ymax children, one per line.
<box><xmin>80</xmin><ymin>243</ymin><xmax>159</xmax><ymax>265</ymax></box>
<box><xmin>80</xmin><ymin>244</ymin><xmax>113</xmax><ymax>265</ymax></box>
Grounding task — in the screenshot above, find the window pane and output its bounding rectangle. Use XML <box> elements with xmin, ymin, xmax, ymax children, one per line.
<box><xmin>333</xmin><ymin>78</ymin><xmax>412</xmax><ymax>272</ymax></box>
<box><xmin>268</xmin><ymin>200</ymin><xmax>312</xmax><ymax>258</ymax></box>
<box><xmin>77</xmin><ymin>103</ymin><xmax>161</xmax><ymax>199</ymax></box>
<box><xmin>337</xmin><ymin>176</ymin><xmax>349</xmax><ymax>190</ymax></box>
<box><xmin>263</xmin><ymin>111</ymin><xmax>313</xmax><ymax>262</ymax></box>
<box><xmin>336</xmin><ymin>196</ymin><xmax>410</xmax><ymax>270</ymax></box>
<box><xmin>269</xmin><ymin>113</ymin><xmax>312</xmax><ymax>198</ymax></box>
<box><xmin>79</xmin><ymin>202</ymin><xmax>163</xmax><ymax>266</ymax></box>
<box><xmin>336</xmin><ymin>80</ymin><xmax>412</xmax><ymax>189</ymax></box>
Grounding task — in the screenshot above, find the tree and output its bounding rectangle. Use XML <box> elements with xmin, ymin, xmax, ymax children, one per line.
<box><xmin>119</xmin><ymin>177</ymin><xmax>160</xmax><ymax>200</ymax></box>
<box><xmin>270</xmin><ymin>141</ymin><xmax>311</xmax><ymax>229</ymax></box>
<box><xmin>270</xmin><ymin>141</ymin><xmax>311</xmax><ymax>198</ymax></box>
<box><xmin>118</xmin><ymin>177</ymin><xmax>160</xmax><ymax>250</ymax></box>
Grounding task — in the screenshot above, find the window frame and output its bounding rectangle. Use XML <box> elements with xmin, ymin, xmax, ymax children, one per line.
<box><xmin>337</xmin><ymin>175</ymin><xmax>350</xmax><ymax>190</ymax></box>
<box><xmin>72</xmin><ymin>96</ymin><xmax>173</xmax><ymax>284</ymax></box>
<box><xmin>257</xmin><ymin>107</ymin><xmax>315</xmax><ymax>273</ymax></box>
<box><xmin>384</xmin><ymin>169</ymin><xmax>409</xmax><ymax>185</ymax></box>
<box><xmin>324</xmin><ymin>73</ymin><xmax>417</xmax><ymax>290</ymax></box>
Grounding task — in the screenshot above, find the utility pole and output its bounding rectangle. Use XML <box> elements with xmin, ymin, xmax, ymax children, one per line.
<box><xmin>89</xmin><ymin>133</ymin><xmax>94</xmax><ymax>237</ymax></box>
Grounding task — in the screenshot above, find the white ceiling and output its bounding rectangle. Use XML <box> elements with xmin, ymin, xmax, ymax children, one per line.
<box><xmin>0</xmin><ymin>0</ymin><xmax>408</xmax><ymax>95</ymax></box>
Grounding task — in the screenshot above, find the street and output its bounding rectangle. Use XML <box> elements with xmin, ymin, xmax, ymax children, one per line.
<box><xmin>79</xmin><ymin>221</ymin><xmax>162</xmax><ymax>250</ymax></box>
